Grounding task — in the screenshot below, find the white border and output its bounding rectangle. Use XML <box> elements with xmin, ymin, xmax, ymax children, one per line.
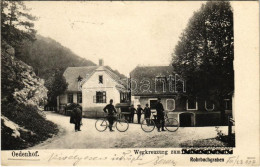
<box><xmin>204</xmin><ymin>100</ymin><xmax>215</xmax><ymax>111</ymax></box>
<box><xmin>166</xmin><ymin>99</ymin><xmax>175</xmax><ymax>111</ymax></box>
<box><xmin>186</xmin><ymin>99</ymin><xmax>198</xmax><ymax>110</ymax></box>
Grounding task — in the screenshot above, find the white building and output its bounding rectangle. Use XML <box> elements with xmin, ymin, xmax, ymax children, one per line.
<box><xmin>57</xmin><ymin>60</ymin><xmax>129</xmax><ymax>117</ymax></box>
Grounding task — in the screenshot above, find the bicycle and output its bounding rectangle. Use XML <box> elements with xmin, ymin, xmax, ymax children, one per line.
<box><xmin>95</xmin><ymin>114</ymin><xmax>129</xmax><ymax>132</ymax></box>
<box><xmin>141</xmin><ymin>113</ymin><xmax>179</xmax><ymax>132</ymax></box>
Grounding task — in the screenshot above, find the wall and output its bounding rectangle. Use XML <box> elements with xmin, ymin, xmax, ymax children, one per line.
<box><xmin>59</xmin><ymin>93</ymin><xmax>67</xmax><ymax>104</ymax></box>
<box><xmin>132</xmin><ymin>96</ymin><xmax>176</xmax><ymax>112</ymax></box>
<box><xmin>81</xmin><ymin>68</ymin><xmax>121</xmax><ymax>117</ymax></box>
<box><xmin>131</xmin><ymin>95</ymin><xmax>222</xmax><ymax>126</ymax></box>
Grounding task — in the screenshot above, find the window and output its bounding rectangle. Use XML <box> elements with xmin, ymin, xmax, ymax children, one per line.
<box><xmin>99</xmin><ymin>75</ymin><xmax>103</xmax><ymax>84</ymax></box>
<box><xmin>186</xmin><ymin>99</ymin><xmax>198</xmax><ymax>110</ymax></box>
<box><xmin>149</xmin><ymin>99</ymin><xmax>158</xmax><ymax>110</ymax></box>
<box><xmin>166</xmin><ymin>99</ymin><xmax>175</xmax><ymax>111</ymax></box>
<box><xmin>94</xmin><ymin>91</ymin><xmax>106</xmax><ymax>103</ymax></box>
<box><xmin>77</xmin><ymin>93</ymin><xmax>82</xmax><ymax>103</ymax></box>
<box><xmin>205</xmin><ymin>101</ymin><xmax>214</xmax><ymax>111</ymax></box>
<box><xmin>224</xmin><ymin>99</ymin><xmax>232</xmax><ymax>110</ymax></box>
<box><xmin>68</xmin><ymin>93</ymin><xmax>73</xmax><ymax>103</ymax></box>
<box><xmin>120</xmin><ymin>92</ymin><xmax>129</xmax><ymax>103</ymax></box>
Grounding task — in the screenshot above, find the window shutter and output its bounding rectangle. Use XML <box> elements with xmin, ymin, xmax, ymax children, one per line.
<box><xmin>93</xmin><ymin>95</ymin><xmax>96</xmax><ymax>103</ymax></box>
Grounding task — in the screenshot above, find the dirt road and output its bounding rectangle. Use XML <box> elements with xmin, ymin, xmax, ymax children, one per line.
<box><xmin>29</xmin><ymin>111</ymin><xmax>228</xmax><ymax>149</ymax></box>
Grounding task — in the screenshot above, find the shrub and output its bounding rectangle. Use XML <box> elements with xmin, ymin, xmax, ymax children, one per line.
<box><xmin>1</xmin><ymin>102</ymin><xmax>58</xmax><ymax>150</ymax></box>
<box><xmin>215</xmin><ymin>126</ymin><xmax>235</xmax><ymax>147</ymax></box>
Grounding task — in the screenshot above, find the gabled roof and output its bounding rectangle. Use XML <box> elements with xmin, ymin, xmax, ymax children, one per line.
<box><xmin>130</xmin><ymin>66</ymin><xmax>178</xmax><ymax>96</ymax></box>
<box><xmin>63</xmin><ymin>66</ymin><xmax>128</xmax><ymax>92</ymax></box>
<box><xmin>63</xmin><ymin>66</ymin><xmax>99</xmax><ymax>92</ymax></box>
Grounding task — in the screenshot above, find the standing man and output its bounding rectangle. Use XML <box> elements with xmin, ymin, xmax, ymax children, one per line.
<box><xmin>103</xmin><ymin>99</ymin><xmax>117</xmax><ymax>132</ymax></box>
<box><xmin>156</xmin><ymin>98</ymin><xmax>165</xmax><ymax>132</ymax></box>
<box><xmin>143</xmin><ymin>103</ymin><xmax>151</xmax><ymax>124</ymax></box>
<box><xmin>73</xmin><ymin>105</ymin><xmax>82</xmax><ymax>132</ymax></box>
<box><xmin>137</xmin><ymin>104</ymin><xmax>144</xmax><ymax>124</ymax></box>
<box><xmin>129</xmin><ymin>104</ymin><xmax>136</xmax><ymax>123</ymax></box>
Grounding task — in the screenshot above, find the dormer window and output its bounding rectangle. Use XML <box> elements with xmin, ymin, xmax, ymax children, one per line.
<box><xmin>99</xmin><ymin>75</ymin><xmax>103</xmax><ymax>84</ymax></box>
<box><xmin>77</xmin><ymin>75</ymin><xmax>83</xmax><ymax>82</ymax></box>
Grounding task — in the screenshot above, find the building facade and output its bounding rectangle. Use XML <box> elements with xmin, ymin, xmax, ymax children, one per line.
<box><xmin>130</xmin><ymin>66</ymin><xmax>233</xmax><ymax>126</ymax></box>
<box><xmin>57</xmin><ymin>60</ymin><xmax>129</xmax><ymax>117</ymax></box>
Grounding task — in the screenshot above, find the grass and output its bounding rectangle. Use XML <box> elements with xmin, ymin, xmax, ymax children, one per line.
<box><xmin>180</xmin><ymin>134</ymin><xmax>235</xmax><ymax>147</ymax></box>
<box><xmin>1</xmin><ymin>102</ymin><xmax>59</xmax><ymax>150</ymax></box>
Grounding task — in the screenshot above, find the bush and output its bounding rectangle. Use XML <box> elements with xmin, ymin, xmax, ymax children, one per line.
<box><xmin>1</xmin><ymin>102</ymin><xmax>58</xmax><ymax>150</ymax></box>
<box><xmin>66</xmin><ymin>103</ymin><xmax>81</xmax><ymax>110</ymax></box>
<box><xmin>215</xmin><ymin>127</ymin><xmax>235</xmax><ymax>147</ymax></box>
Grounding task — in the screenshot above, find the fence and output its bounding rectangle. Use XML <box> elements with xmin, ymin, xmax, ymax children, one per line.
<box><xmin>45</xmin><ymin>106</ymin><xmax>57</xmax><ymax>112</ymax></box>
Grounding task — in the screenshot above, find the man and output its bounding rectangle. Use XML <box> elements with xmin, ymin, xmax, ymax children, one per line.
<box><xmin>73</xmin><ymin>106</ymin><xmax>82</xmax><ymax>132</ymax></box>
<box><xmin>155</xmin><ymin>98</ymin><xmax>165</xmax><ymax>132</ymax></box>
<box><xmin>103</xmin><ymin>99</ymin><xmax>117</xmax><ymax>132</ymax></box>
<box><xmin>143</xmin><ymin>103</ymin><xmax>151</xmax><ymax>124</ymax></box>
<box><xmin>129</xmin><ymin>104</ymin><xmax>136</xmax><ymax>123</ymax></box>
<box><xmin>137</xmin><ymin>104</ymin><xmax>144</xmax><ymax>124</ymax></box>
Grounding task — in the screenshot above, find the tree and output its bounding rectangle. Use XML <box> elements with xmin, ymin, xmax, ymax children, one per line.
<box><xmin>44</xmin><ymin>69</ymin><xmax>68</xmax><ymax>107</ymax></box>
<box><xmin>1</xmin><ymin>1</ymin><xmax>37</xmax><ymax>47</ymax></box>
<box><xmin>172</xmin><ymin>1</ymin><xmax>234</xmax><ymax>124</ymax></box>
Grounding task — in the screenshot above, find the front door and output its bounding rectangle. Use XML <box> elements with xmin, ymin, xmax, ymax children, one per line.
<box><xmin>179</xmin><ymin>113</ymin><xmax>193</xmax><ymax>127</ymax></box>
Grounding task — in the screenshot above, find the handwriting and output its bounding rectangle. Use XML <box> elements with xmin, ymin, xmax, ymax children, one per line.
<box><xmin>139</xmin><ymin>155</ymin><xmax>176</xmax><ymax>166</ymax></box>
<box><xmin>47</xmin><ymin>150</ymin><xmax>177</xmax><ymax>166</ymax></box>
<box><xmin>226</xmin><ymin>156</ymin><xmax>256</xmax><ymax>166</ymax></box>
<box><xmin>111</xmin><ymin>150</ymin><xmax>143</xmax><ymax>163</ymax></box>
<box><xmin>48</xmin><ymin>153</ymin><xmax>108</xmax><ymax>166</ymax></box>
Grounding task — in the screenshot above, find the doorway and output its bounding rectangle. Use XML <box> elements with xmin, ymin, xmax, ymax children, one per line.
<box><xmin>179</xmin><ymin>113</ymin><xmax>194</xmax><ymax>127</ymax></box>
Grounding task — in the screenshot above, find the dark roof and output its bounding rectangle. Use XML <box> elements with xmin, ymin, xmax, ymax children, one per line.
<box><xmin>64</xmin><ymin>66</ymin><xmax>128</xmax><ymax>92</ymax></box>
<box><xmin>130</xmin><ymin>66</ymin><xmax>178</xmax><ymax>96</ymax></box>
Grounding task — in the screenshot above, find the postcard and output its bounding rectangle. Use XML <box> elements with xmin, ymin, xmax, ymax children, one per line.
<box><xmin>1</xmin><ymin>0</ymin><xmax>259</xmax><ymax>166</ymax></box>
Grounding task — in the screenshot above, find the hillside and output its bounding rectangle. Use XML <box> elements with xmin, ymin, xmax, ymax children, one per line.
<box><xmin>1</xmin><ymin>41</ymin><xmax>58</xmax><ymax>150</ymax></box>
<box><xmin>15</xmin><ymin>35</ymin><xmax>96</xmax><ymax>80</ymax></box>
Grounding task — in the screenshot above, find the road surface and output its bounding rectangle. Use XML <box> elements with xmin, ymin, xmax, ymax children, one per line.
<box><xmin>29</xmin><ymin>111</ymin><xmax>228</xmax><ymax>149</ymax></box>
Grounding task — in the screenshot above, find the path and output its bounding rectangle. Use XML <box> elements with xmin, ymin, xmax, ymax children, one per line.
<box><xmin>29</xmin><ymin>111</ymin><xmax>228</xmax><ymax>149</ymax></box>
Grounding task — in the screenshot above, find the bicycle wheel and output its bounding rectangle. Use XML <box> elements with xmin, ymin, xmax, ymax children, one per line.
<box><xmin>141</xmin><ymin>119</ymin><xmax>155</xmax><ymax>132</ymax></box>
<box><xmin>95</xmin><ymin>119</ymin><xmax>108</xmax><ymax>132</ymax></box>
<box><xmin>165</xmin><ymin>118</ymin><xmax>179</xmax><ymax>132</ymax></box>
<box><xmin>116</xmin><ymin>119</ymin><xmax>129</xmax><ymax>132</ymax></box>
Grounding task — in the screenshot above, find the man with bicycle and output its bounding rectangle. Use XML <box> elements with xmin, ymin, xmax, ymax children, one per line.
<box><xmin>103</xmin><ymin>99</ymin><xmax>117</xmax><ymax>132</ymax></box>
<box><xmin>156</xmin><ymin>98</ymin><xmax>166</xmax><ymax>132</ymax></box>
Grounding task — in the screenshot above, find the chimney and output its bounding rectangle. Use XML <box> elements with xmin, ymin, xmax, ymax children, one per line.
<box><xmin>99</xmin><ymin>59</ymin><xmax>104</xmax><ymax>66</ymax></box>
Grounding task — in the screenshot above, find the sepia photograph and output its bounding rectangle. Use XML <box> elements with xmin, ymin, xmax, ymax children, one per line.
<box><xmin>1</xmin><ymin>0</ymin><xmax>259</xmax><ymax>166</ymax></box>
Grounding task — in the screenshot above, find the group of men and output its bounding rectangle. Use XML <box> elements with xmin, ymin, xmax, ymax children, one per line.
<box><xmin>70</xmin><ymin>98</ymin><xmax>166</xmax><ymax>132</ymax></box>
<box><xmin>128</xmin><ymin>98</ymin><xmax>165</xmax><ymax>131</ymax></box>
<box><xmin>103</xmin><ymin>98</ymin><xmax>166</xmax><ymax>132</ymax></box>
<box><xmin>129</xmin><ymin>104</ymin><xmax>150</xmax><ymax>124</ymax></box>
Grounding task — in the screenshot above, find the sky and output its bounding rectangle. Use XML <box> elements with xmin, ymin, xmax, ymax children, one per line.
<box><xmin>25</xmin><ymin>1</ymin><xmax>204</xmax><ymax>76</ymax></box>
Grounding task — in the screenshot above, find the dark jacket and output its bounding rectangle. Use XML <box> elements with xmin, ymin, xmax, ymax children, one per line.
<box><xmin>70</xmin><ymin>111</ymin><xmax>75</xmax><ymax>124</ymax></box>
<box><xmin>70</xmin><ymin>107</ymin><xmax>82</xmax><ymax>123</ymax></box>
<box><xmin>137</xmin><ymin>107</ymin><xmax>143</xmax><ymax>115</ymax></box>
<box><xmin>74</xmin><ymin>108</ymin><xmax>82</xmax><ymax>120</ymax></box>
<box><xmin>129</xmin><ymin>107</ymin><xmax>137</xmax><ymax>115</ymax></box>
<box><xmin>144</xmin><ymin>107</ymin><xmax>151</xmax><ymax>118</ymax></box>
<box><xmin>156</xmin><ymin>102</ymin><xmax>164</xmax><ymax>117</ymax></box>
<box><xmin>103</xmin><ymin>104</ymin><xmax>117</xmax><ymax>115</ymax></box>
